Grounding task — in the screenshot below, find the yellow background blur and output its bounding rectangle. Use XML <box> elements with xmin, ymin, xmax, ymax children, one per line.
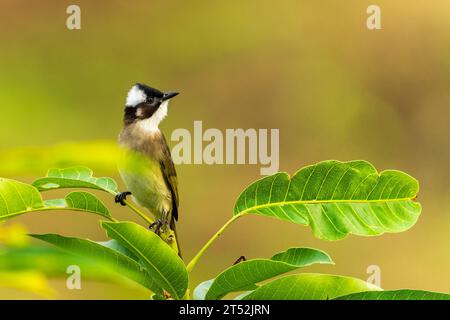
<box><xmin>0</xmin><ymin>0</ymin><xmax>449</xmax><ymax>298</ymax></box>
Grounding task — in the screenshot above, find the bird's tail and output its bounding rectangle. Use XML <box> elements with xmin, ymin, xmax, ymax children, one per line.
<box><xmin>170</xmin><ymin>219</ymin><xmax>182</xmax><ymax>259</ymax></box>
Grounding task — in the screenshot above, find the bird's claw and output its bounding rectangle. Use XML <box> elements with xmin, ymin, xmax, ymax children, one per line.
<box><xmin>149</xmin><ymin>210</ymin><xmax>171</xmax><ymax>236</ymax></box>
<box><xmin>149</xmin><ymin>219</ymin><xmax>164</xmax><ymax>235</ymax></box>
<box><xmin>115</xmin><ymin>191</ymin><xmax>132</xmax><ymax>206</ymax></box>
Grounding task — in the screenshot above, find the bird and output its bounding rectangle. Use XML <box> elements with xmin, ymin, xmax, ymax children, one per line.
<box><xmin>115</xmin><ymin>83</ymin><xmax>181</xmax><ymax>256</ymax></box>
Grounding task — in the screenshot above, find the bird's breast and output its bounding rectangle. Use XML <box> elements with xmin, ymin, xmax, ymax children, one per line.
<box><xmin>118</xmin><ymin>127</ymin><xmax>172</xmax><ymax>217</ymax></box>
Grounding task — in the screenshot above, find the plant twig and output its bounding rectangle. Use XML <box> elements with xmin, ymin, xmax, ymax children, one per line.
<box><xmin>186</xmin><ymin>213</ymin><xmax>244</xmax><ymax>273</ymax></box>
<box><xmin>123</xmin><ymin>199</ymin><xmax>154</xmax><ymax>225</ymax></box>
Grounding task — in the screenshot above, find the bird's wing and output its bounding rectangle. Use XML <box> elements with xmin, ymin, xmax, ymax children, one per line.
<box><xmin>159</xmin><ymin>133</ymin><xmax>179</xmax><ymax>222</ymax></box>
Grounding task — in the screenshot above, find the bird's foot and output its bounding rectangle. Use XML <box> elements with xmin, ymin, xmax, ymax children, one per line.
<box><xmin>115</xmin><ymin>191</ymin><xmax>132</xmax><ymax>206</ymax></box>
<box><xmin>149</xmin><ymin>210</ymin><xmax>174</xmax><ymax>243</ymax></box>
<box><xmin>149</xmin><ymin>219</ymin><xmax>164</xmax><ymax>235</ymax></box>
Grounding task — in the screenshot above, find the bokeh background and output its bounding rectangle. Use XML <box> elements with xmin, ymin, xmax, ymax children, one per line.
<box><xmin>0</xmin><ymin>0</ymin><xmax>449</xmax><ymax>298</ymax></box>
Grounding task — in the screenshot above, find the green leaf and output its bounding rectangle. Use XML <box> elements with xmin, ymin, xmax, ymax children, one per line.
<box><xmin>205</xmin><ymin>247</ymin><xmax>333</xmax><ymax>300</ymax></box>
<box><xmin>335</xmin><ymin>290</ymin><xmax>450</xmax><ymax>300</ymax></box>
<box><xmin>0</xmin><ymin>178</ymin><xmax>114</xmax><ymax>221</ymax></box>
<box><xmin>0</xmin><ymin>244</ymin><xmax>164</xmax><ymax>290</ymax></box>
<box><xmin>30</xmin><ymin>233</ymin><xmax>156</xmax><ymax>292</ymax></box>
<box><xmin>0</xmin><ymin>245</ymin><xmax>127</xmax><ymax>282</ymax></box>
<box><xmin>98</xmin><ymin>239</ymin><xmax>138</xmax><ymax>261</ymax></box>
<box><xmin>193</xmin><ymin>279</ymin><xmax>214</xmax><ymax>300</ymax></box>
<box><xmin>234</xmin><ymin>160</ymin><xmax>421</xmax><ymax>240</ymax></box>
<box><xmin>47</xmin><ymin>191</ymin><xmax>113</xmax><ymax>220</ymax></box>
<box><xmin>101</xmin><ymin>221</ymin><xmax>188</xmax><ymax>300</ymax></box>
<box><xmin>234</xmin><ymin>291</ymin><xmax>254</xmax><ymax>300</ymax></box>
<box><xmin>32</xmin><ymin>166</ymin><xmax>118</xmax><ymax>194</ymax></box>
<box><xmin>242</xmin><ymin>273</ymin><xmax>381</xmax><ymax>300</ymax></box>
<box><xmin>0</xmin><ymin>178</ymin><xmax>44</xmax><ymax>220</ymax></box>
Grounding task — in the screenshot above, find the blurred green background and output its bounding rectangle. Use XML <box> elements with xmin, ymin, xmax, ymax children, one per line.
<box><xmin>1</xmin><ymin>0</ymin><xmax>449</xmax><ymax>298</ymax></box>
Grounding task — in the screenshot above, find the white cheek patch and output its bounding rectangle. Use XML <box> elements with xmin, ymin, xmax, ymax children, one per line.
<box><xmin>138</xmin><ymin>100</ymin><xmax>169</xmax><ymax>133</ymax></box>
<box><xmin>126</xmin><ymin>85</ymin><xmax>146</xmax><ymax>107</ymax></box>
<box><xmin>153</xmin><ymin>100</ymin><xmax>169</xmax><ymax>124</ymax></box>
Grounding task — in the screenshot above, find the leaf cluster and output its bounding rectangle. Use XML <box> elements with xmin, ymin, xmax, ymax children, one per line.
<box><xmin>0</xmin><ymin>161</ymin><xmax>447</xmax><ymax>300</ymax></box>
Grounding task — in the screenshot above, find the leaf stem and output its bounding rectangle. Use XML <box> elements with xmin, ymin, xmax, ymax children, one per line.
<box><xmin>186</xmin><ymin>213</ymin><xmax>244</xmax><ymax>273</ymax></box>
<box><xmin>123</xmin><ymin>200</ymin><xmax>154</xmax><ymax>225</ymax></box>
<box><xmin>0</xmin><ymin>207</ymin><xmax>117</xmax><ymax>222</ymax></box>
<box><xmin>183</xmin><ymin>289</ymin><xmax>191</xmax><ymax>300</ymax></box>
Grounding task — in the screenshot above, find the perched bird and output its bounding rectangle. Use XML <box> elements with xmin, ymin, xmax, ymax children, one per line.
<box><xmin>115</xmin><ymin>83</ymin><xmax>181</xmax><ymax>256</ymax></box>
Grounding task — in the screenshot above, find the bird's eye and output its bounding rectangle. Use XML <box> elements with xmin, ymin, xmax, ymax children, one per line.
<box><xmin>147</xmin><ymin>97</ymin><xmax>154</xmax><ymax>103</ymax></box>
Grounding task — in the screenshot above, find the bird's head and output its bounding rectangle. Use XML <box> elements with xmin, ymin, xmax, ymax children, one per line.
<box><xmin>123</xmin><ymin>83</ymin><xmax>179</xmax><ymax>129</ymax></box>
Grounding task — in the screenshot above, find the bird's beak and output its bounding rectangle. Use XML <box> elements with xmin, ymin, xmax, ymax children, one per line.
<box><xmin>162</xmin><ymin>91</ymin><xmax>179</xmax><ymax>101</ymax></box>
